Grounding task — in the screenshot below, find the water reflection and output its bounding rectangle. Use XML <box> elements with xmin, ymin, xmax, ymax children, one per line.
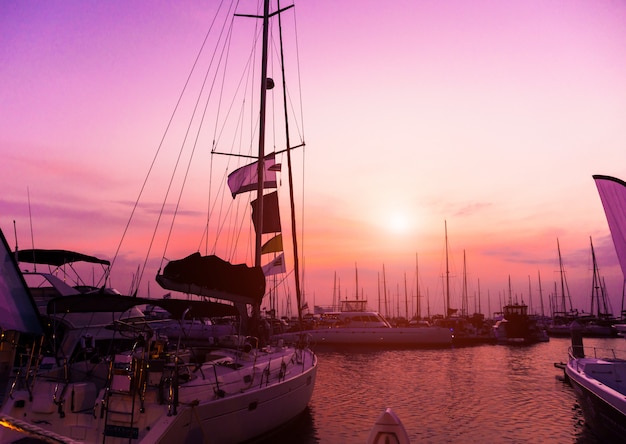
<box><xmin>260</xmin><ymin>337</ymin><xmax>613</xmax><ymax>443</ymax></box>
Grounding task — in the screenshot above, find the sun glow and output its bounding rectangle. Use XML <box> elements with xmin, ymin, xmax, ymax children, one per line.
<box><xmin>387</xmin><ymin>212</ymin><xmax>410</xmax><ymax>234</ymax></box>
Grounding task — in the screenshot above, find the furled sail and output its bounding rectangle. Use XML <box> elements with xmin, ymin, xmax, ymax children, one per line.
<box><xmin>593</xmin><ymin>174</ymin><xmax>626</xmax><ymax>279</ymax></box>
<box><xmin>0</xmin><ymin>229</ymin><xmax>43</xmax><ymax>334</ymax></box>
<box><xmin>156</xmin><ymin>253</ymin><xmax>266</xmax><ymax>305</ymax></box>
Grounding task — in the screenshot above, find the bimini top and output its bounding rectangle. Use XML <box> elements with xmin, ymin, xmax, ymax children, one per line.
<box><xmin>17</xmin><ymin>249</ymin><xmax>111</xmax><ymax>267</ymax></box>
<box><xmin>156</xmin><ymin>252</ymin><xmax>266</xmax><ymax>306</ymax></box>
<box><xmin>47</xmin><ymin>293</ymin><xmax>239</xmax><ymax>320</ymax></box>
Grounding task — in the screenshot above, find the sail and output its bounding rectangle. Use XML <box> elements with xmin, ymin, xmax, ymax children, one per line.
<box><xmin>593</xmin><ymin>174</ymin><xmax>626</xmax><ymax>279</ymax></box>
<box><xmin>156</xmin><ymin>253</ymin><xmax>265</xmax><ymax>305</ymax></box>
<box><xmin>0</xmin><ymin>229</ymin><xmax>43</xmax><ymax>334</ymax></box>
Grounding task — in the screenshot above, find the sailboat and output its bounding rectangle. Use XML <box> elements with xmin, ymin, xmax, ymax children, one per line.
<box><xmin>546</xmin><ymin>239</ymin><xmax>580</xmax><ymax>337</ymax></box>
<box><xmin>576</xmin><ymin>237</ymin><xmax>619</xmax><ymax>337</ymax></box>
<box><xmin>433</xmin><ymin>222</ymin><xmax>496</xmax><ymax>346</ymax></box>
<box><xmin>0</xmin><ymin>1</ymin><xmax>317</xmax><ymax>442</ymax></box>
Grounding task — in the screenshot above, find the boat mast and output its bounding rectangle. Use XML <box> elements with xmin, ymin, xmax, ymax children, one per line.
<box><xmin>445</xmin><ymin>220</ymin><xmax>450</xmax><ymax>318</ymax></box>
<box><xmin>355</xmin><ymin>262</ymin><xmax>359</xmax><ymax>300</ymax></box>
<box><xmin>527</xmin><ymin>275</ymin><xmax>532</xmax><ymax>315</ymax></box>
<box><xmin>415</xmin><ymin>253</ymin><xmax>421</xmax><ymax>319</ymax></box>
<box><xmin>383</xmin><ymin>264</ymin><xmax>388</xmax><ymax>317</ymax></box>
<box><xmin>275</xmin><ymin>0</ymin><xmax>303</xmax><ymax>323</ymax></box>
<box><xmin>462</xmin><ymin>250</ymin><xmax>468</xmax><ymax>316</ymax></box>
<box><xmin>556</xmin><ymin>238</ymin><xmax>572</xmax><ymax>314</ymax></box>
<box><xmin>404</xmin><ymin>272</ymin><xmax>409</xmax><ymax>320</ymax></box>
<box><xmin>538</xmin><ymin>270</ymin><xmax>545</xmax><ymax>318</ymax></box>
<box><xmin>253</xmin><ymin>0</ymin><xmax>271</xmax><ymax>268</ymax></box>
<box><xmin>590</xmin><ymin>236</ymin><xmax>608</xmax><ymax>318</ymax></box>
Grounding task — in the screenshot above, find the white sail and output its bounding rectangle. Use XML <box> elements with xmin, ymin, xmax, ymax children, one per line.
<box><xmin>593</xmin><ymin>174</ymin><xmax>626</xmax><ymax>279</ymax></box>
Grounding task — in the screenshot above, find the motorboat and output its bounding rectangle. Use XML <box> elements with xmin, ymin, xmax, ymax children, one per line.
<box><xmin>493</xmin><ymin>302</ymin><xmax>549</xmax><ymax>345</ymax></box>
<box><xmin>273</xmin><ymin>300</ymin><xmax>452</xmax><ymax>348</ymax></box>
<box><xmin>563</xmin><ymin>323</ymin><xmax>626</xmax><ymax>441</ymax></box>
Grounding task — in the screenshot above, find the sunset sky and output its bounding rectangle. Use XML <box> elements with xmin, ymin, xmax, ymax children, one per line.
<box><xmin>2</xmin><ymin>0</ymin><xmax>626</xmax><ymax>319</ymax></box>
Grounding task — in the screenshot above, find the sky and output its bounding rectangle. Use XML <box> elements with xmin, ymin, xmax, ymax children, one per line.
<box><xmin>2</xmin><ymin>0</ymin><xmax>626</xmax><ymax>320</ymax></box>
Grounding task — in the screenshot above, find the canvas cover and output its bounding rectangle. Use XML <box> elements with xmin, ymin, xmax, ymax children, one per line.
<box><xmin>47</xmin><ymin>293</ymin><xmax>238</xmax><ymax>319</ymax></box>
<box><xmin>157</xmin><ymin>253</ymin><xmax>266</xmax><ymax>305</ymax></box>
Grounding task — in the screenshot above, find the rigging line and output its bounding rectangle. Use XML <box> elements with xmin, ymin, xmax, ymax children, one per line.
<box><xmin>109</xmin><ymin>0</ymin><xmax>229</xmax><ymax>285</ymax></box>
<box><xmin>292</xmin><ymin>5</ymin><xmax>305</xmax><ymax>142</ymax></box>
<box><xmin>203</xmin><ymin>13</ymin><xmax>238</xmax><ymax>255</ymax></box>
<box><xmin>158</xmin><ymin>3</ymin><xmax>240</xmax><ymax>271</ymax></box>
<box><xmin>268</xmin><ymin>17</ymin><xmax>304</xmax><ymax>147</ymax></box>
<box><xmin>211</xmin><ymin>8</ymin><xmax>263</xmax><ymax>156</ymax></box>
<box><xmin>277</xmin><ymin>0</ymin><xmax>304</xmax><ymax>322</ymax></box>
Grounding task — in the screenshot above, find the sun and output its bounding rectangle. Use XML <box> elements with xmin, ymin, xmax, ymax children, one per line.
<box><xmin>388</xmin><ymin>212</ymin><xmax>410</xmax><ymax>234</ymax></box>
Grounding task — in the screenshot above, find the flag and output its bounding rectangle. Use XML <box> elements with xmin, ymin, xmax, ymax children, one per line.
<box><xmin>251</xmin><ymin>191</ymin><xmax>281</xmax><ymax>234</ymax></box>
<box><xmin>594</xmin><ymin>174</ymin><xmax>626</xmax><ymax>278</ymax></box>
<box><xmin>301</xmin><ymin>301</ymin><xmax>309</xmax><ymax>311</ymax></box>
<box><xmin>261</xmin><ymin>234</ymin><xmax>283</xmax><ymax>254</ymax></box>
<box><xmin>262</xmin><ymin>253</ymin><xmax>286</xmax><ymax>276</ymax></box>
<box><xmin>227</xmin><ymin>153</ymin><xmax>278</xmax><ymax>198</ymax></box>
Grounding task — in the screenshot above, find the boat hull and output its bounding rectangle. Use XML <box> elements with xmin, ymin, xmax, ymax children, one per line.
<box><xmin>565</xmin><ymin>357</ymin><xmax>626</xmax><ymax>441</ymax></box>
<box><xmin>0</xmin><ymin>348</ymin><xmax>317</xmax><ymax>444</ymax></box>
<box><xmin>276</xmin><ymin>327</ymin><xmax>452</xmax><ymax>348</ymax></box>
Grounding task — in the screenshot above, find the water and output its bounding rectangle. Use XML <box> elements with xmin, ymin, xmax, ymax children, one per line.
<box><xmin>261</xmin><ymin>337</ymin><xmax>624</xmax><ymax>443</ymax></box>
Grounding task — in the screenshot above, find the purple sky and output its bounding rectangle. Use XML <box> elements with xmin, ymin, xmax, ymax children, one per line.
<box><xmin>2</xmin><ymin>0</ymin><xmax>626</xmax><ymax>317</ymax></box>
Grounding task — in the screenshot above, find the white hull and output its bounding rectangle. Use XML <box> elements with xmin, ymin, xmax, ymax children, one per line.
<box><xmin>0</xmin><ymin>346</ymin><xmax>317</xmax><ymax>444</ymax></box>
<box><xmin>276</xmin><ymin>327</ymin><xmax>452</xmax><ymax>347</ymax></box>
<box><xmin>564</xmin><ymin>343</ymin><xmax>626</xmax><ymax>441</ymax></box>
<box><xmin>367</xmin><ymin>408</ymin><xmax>410</xmax><ymax>444</ymax></box>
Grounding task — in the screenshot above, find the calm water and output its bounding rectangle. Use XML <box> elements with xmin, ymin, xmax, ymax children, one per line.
<box><xmin>260</xmin><ymin>337</ymin><xmax>625</xmax><ymax>443</ymax></box>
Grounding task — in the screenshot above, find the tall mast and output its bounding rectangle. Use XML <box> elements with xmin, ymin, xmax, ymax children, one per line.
<box><xmin>276</xmin><ymin>0</ymin><xmax>302</xmax><ymax>322</ymax></box>
<box><xmin>462</xmin><ymin>250</ymin><xmax>467</xmax><ymax>316</ymax></box>
<box><xmin>538</xmin><ymin>270</ymin><xmax>545</xmax><ymax>318</ymax></box>
<box><xmin>253</xmin><ymin>0</ymin><xmax>271</xmax><ymax>268</ymax></box>
<box><xmin>556</xmin><ymin>238</ymin><xmax>569</xmax><ymax>313</ymax></box>
<box><xmin>355</xmin><ymin>262</ymin><xmax>359</xmax><ymax>300</ymax></box>
<box><xmin>377</xmin><ymin>272</ymin><xmax>381</xmax><ymax>313</ymax></box>
<box><xmin>445</xmin><ymin>220</ymin><xmax>450</xmax><ymax>318</ymax></box>
<box><xmin>415</xmin><ymin>253</ymin><xmax>421</xmax><ymax>319</ymax></box>
<box><xmin>383</xmin><ymin>264</ymin><xmax>388</xmax><ymax>317</ymax></box>
<box><xmin>404</xmin><ymin>272</ymin><xmax>409</xmax><ymax>319</ymax></box>
<box><xmin>527</xmin><ymin>275</ymin><xmax>532</xmax><ymax>314</ymax></box>
<box><xmin>590</xmin><ymin>236</ymin><xmax>600</xmax><ymax>317</ymax></box>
